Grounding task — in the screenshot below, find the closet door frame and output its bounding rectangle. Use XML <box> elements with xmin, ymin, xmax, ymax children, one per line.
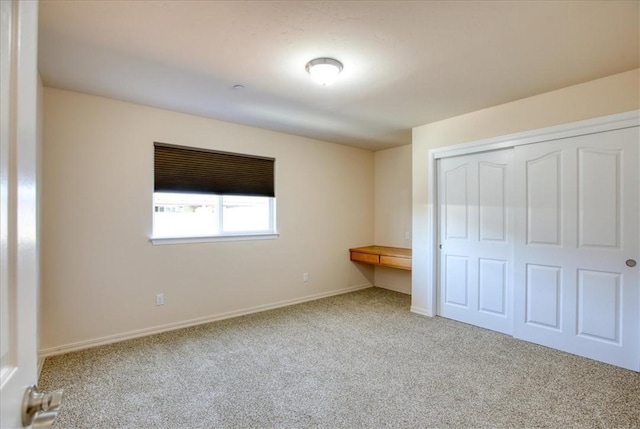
<box><xmin>414</xmin><ymin>110</ymin><xmax>639</xmax><ymax>324</ymax></box>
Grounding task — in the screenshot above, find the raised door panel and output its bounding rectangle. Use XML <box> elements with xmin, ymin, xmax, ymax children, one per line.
<box><xmin>578</xmin><ymin>149</ymin><xmax>620</xmax><ymax>249</ymax></box>
<box><xmin>525</xmin><ymin>264</ymin><xmax>562</xmax><ymax>330</ymax></box>
<box><xmin>444</xmin><ymin>165</ymin><xmax>469</xmax><ymax>240</ymax></box>
<box><xmin>444</xmin><ymin>255</ymin><xmax>469</xmax><ymax>307</ymax></box>
<box><xmin>479</xmin><ymin>162</ymin><xmax>507</xmax><ymax>242</ymax></box>
<box><xmin>478</xmin><ymin>258</ymin><xmax>507</xmax><ymax>316</ymax></box>
<box><xmin>526</xmin><ymin>152</ymin><xmax>562</xmax><ymax>246</ymax></box>
<box><xmin>577</xmin><ymin>270</ymin><xmax>620</xmax><ymax>344</ymax></box>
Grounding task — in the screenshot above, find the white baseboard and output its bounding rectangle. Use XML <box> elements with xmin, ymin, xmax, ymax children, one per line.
<box><xmin>37</xmin><ymin>357</ymin><xmax>45</xmax><ymax>380</ymax></box>
<box><xmin>39</xmin><ymin>283</ymin><xmax>372</xmax><ymax>358</ymax></box>
<box><xmin>410</xmin><ymin>306</ymin><xmax>434</xmax><ymax>317</ymax></box>
<box><xmin>375</xmin><ymin>284</ymin><xmax>411</xmax><ymax>295</ymax></box>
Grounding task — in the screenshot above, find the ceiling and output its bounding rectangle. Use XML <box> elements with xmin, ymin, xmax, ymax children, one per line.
<box><xmin>38</xmin><ymin>1</ymin><xmax>639</xmax><ymax>151</ymax></box>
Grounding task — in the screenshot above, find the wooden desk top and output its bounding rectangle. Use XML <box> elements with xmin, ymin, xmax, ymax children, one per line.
<box><xmin>349</xmin><ymin>245</ymin><xmax>412</xmax><ymax>258</ymax></box>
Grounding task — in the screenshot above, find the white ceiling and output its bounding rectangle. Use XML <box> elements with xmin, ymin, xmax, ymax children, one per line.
<box><xmin>38</xmin><ymin>1</ymin><xmax>639</xmax><ymax>151</ymax></box>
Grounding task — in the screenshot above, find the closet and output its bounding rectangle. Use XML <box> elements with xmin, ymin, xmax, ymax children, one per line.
<box><xmin>436</xmin><ymin>113</ymin><xmax>639</xmax><ymax>371</ymax></box>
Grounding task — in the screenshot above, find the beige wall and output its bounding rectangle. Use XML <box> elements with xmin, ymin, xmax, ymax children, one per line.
<box><xmin>412</xmin><ymin>68</ymin><xmax>640</xmax><ymax>314</ymax></box>
<box><xmin>41</xmin><ymin>88</ymin><xmax>374</xmax><ymax>354</ymax></box>
<box><xmin>373</xmin><ymin>145</ymin><xmax>412</xmax><ymax>294</ymax></box>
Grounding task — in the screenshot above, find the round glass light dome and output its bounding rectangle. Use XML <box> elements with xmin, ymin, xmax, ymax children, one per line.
<box><xmin>305</xmin><ymin>58</ymin><xmax>343</xmax><ymax>86</ymax></box>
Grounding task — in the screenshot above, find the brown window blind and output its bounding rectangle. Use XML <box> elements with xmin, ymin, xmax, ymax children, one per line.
<box><xmin>154</xmin><ymin>143</ymin><xmax>275</xmax><ymax>197</ymax></box>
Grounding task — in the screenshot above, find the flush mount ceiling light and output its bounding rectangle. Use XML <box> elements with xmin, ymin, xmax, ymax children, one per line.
<box><xmin>305</xmin><ymin>57</ymin><xmax>343</xmax><ymax>86</ymax></box>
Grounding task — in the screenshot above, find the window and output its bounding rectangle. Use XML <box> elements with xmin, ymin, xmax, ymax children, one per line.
<box><xmin>152</xmin><ymin>143</ymin><xmax>276</xmax><ymax>243</ymax></box>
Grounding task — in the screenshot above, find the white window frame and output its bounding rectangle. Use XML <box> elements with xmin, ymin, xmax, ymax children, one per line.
<box><xmin>150</xmin><ymin>194</ymin><xmax>278</xmax><ymax>245</ymax></box>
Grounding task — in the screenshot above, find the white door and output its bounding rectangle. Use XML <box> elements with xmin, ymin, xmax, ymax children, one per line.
<box><xmin>0</xmin><ymin>0</ymin><xmax>41</xmax><ymax>427</ymax></box>
<box><xmin>438</xmin><ymin>149</ymin><xmax>514</xmax><ymax>335</ymax></box>
<box><xmin>513</xmin><ymin>127</ymin><xmax>639</xmax><ymax>371</ymax></box>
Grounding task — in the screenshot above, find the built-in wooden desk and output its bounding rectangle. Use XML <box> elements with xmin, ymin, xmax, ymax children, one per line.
<box><xmin>349</xmin><ymin>246</ymin><xmax>412</xmax><ymax>271</ymax></box>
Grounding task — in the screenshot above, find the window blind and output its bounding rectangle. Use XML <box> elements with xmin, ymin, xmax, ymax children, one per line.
<box><xmin>154</xmin><ymin>143</ymin><xmax>275</xmax><ymax>197</ymax></box>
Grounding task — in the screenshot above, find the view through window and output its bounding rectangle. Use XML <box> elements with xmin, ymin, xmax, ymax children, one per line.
<box><xmin>153</xmin><ymin>193</ymin><xmax>275</xmax><ymax>238</ymax></box>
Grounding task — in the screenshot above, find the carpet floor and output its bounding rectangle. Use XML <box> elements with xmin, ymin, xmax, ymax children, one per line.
<box><xmin>39</xmin><ymin>287</ymin><xmax>640</xmax><ymax>428</ymax></box>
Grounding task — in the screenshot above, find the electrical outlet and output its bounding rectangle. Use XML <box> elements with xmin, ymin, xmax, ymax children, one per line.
<box><xmin>404</xmin><ymin>230</ymin><xmax>411</xmax><ymax>240</ymax></box>
<box><xmin>156</xmin><ymin>293</ymin><xmax>165</xmax><ymax>306</ymax></box>
<box><xmin>303</xmin><ymin>273</ymin><xmax>309</xmax><ymax>283</ymax></box>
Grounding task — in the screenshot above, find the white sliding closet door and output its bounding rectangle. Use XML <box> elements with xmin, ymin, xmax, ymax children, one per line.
<box><xmin>438</xmin><ymin>149</ymin><xmax>514</xmax><ymax>335</ymax></box>
<box><xmin>513</xmin><ymin>127</ymin><xmax>639</xmax><ymax>371</ymax></box>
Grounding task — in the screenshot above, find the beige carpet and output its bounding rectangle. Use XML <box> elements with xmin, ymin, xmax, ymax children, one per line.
<box><xmin>39</xmin><ymin>287</ymin><xmax>640</xmax><ymax>428</ymax></box>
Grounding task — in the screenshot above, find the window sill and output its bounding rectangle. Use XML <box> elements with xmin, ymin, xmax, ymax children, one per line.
<box><xmin>150</xmin><ymin>233</ymin><xmax>279</xmax><ymax>245</ymax></box>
